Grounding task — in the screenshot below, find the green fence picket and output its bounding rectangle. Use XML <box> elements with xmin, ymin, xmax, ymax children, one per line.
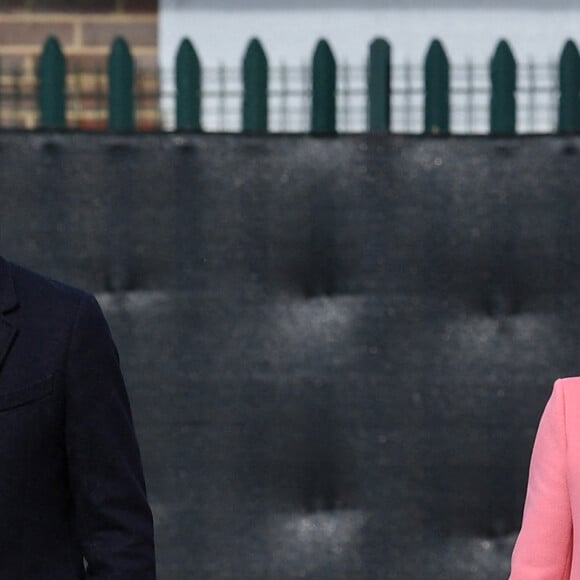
<box><xmin>490</xmin><ymin>40</ymin><xmax>516</xmax><ymax>135</ymax></box>
<box><xmin>243</xmin><ymin>38</ymin><xmax>268</xmax><ymax>132</ymax></box>
<box><xmin>176</xmin><ymin>38</ymin><xmax>202</xmax><ymax>131</ymax></box>
<box><xmin>39</xmin><ymin>36</ymin><xmax>66</xmax><ymax>129</ymax></box>
<box><xmin>425</xmin><ymin>39</ymin><xmax>449</xmax><ymax>134</ymax></box>
<box><xmin>368</xmin><ymin>38</ymin><xmax>391</xmax><ymax>132</ymax></box>
<box><xmin>311</xmin><ymin>39</ymin><xmax>336</xmax><ymax>134</ymax></box>
<box><xmin>12</xmin><ymin>67</ymin><xmax>20</xmax><ymax>125</ymax></box>
<box><xmin>558</xmin><ymin>39</ymin><xmax>580</xmax><ymax>133</ymax></box>
<box><xmin>108</xmin><ymin>36</ymin><xmax>134</xmax><ymax>131</ymax></box>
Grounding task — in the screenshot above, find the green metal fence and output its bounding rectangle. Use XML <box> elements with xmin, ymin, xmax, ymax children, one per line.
<box><xmin>5</xmin><ymin>34</ymin><xmax>580</xmax><ymax>133</ymax></box>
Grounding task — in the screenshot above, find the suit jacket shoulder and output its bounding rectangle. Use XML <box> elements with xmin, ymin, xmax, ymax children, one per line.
<box><xmin>6</xmin><ymin>258</ymin><xmax>91</xmax><ymax>307</ymax></box>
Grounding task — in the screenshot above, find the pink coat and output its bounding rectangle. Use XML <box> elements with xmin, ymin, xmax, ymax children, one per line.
<box><xmin>510</xmin><ymin>377</ymin><xmax>580</xmax><ymax>579</ymax></box>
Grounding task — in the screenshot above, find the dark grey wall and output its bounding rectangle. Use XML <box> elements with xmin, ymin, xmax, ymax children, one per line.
<box><xmin>2</xmin><ymin>131</ymin><xmax>580</xmax><ymax>579</ymax></box>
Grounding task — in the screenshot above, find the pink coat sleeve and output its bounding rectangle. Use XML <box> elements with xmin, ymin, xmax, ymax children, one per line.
<box><xmin>509</xmin><ymin>378</ymin><xmax>573</xmax><ymax>579</ymax></box>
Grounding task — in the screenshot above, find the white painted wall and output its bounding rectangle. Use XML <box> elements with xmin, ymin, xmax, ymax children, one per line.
<box><xmin>158</xmin><ymin>7</ymin><xmax>580</xmax><ymax>132</ymax></box>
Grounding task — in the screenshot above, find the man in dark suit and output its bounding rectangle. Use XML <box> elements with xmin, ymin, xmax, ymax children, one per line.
<box><xmin>0</xmin><ymin>254</ymin><xmax>156</xmax><ymax>578</ymax></box>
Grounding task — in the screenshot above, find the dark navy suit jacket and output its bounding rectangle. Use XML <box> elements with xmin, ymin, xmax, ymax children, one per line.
<box><xmin>0</xmin><ymin>255</ymin><xmax>156</xmax><ymax>579</ymax></box>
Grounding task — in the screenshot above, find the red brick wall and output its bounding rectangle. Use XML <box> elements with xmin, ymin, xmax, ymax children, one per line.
<box><xmin>0</xmin><ymin>0</ymin><xmax>159</xmax><ymax>129</ymax></box>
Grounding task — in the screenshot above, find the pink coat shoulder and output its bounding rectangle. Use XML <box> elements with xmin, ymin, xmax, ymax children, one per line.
<box><xmin>557</xmin><ymin>376</ymin><xmax>580</xmax><ymax>386</ymax></box>
<box><xmin>556</xmin><ymin>376</ymin><xmax>580</xmax><ymax>414</ymax></box>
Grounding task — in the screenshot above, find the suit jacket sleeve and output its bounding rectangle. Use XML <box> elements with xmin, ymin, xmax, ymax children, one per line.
<box><xmin>509</xmin><ymin>378</ymin><xmax>573</xmax><ymax>579</ymax></box>
<box><xmin>64</xmin><ymin>292</ymin><xmax>156</xmax><ymax>579</ymax></box>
